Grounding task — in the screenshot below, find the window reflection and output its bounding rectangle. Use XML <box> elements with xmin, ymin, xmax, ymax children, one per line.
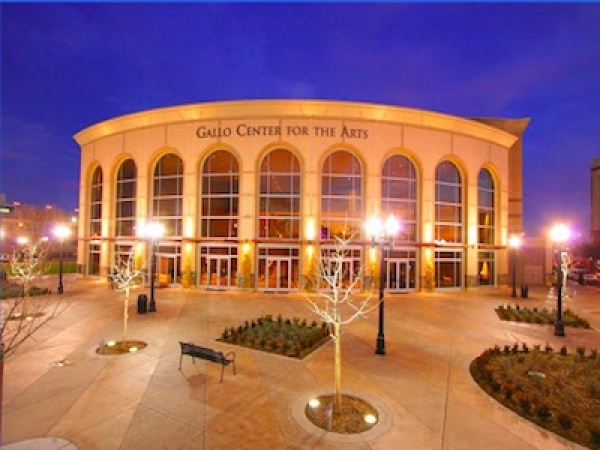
<box><xmin>382</xmin><ymin>155</ymin><xmax>417</xmax><ymax>241</ymax></box>
<box><xmin>153</xmin><ymin>154</ymin><xmax>183</xmax><ymax>237</ymax></box>
<box><xmin>116</xmin><ymin>159</ymin><xmax>136</xmax><ymax>237</ymax></box>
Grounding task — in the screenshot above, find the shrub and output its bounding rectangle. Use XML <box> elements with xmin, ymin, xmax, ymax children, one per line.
<box><xmin>557</xmin><ymin>414</ymin><xmax>573</xmax><ymax>429</ymax></box>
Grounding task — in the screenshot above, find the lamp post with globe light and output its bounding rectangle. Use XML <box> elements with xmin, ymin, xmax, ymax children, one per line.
<box><xmin>549</xmin><ymin>223</ymin><xmax>571</xmax><ymax>337</ymax></box>
<box><xmin>53</xmin><ymin>225</ymin><xmax>71</xmax><ymax>294</ymax></box>
<box><xmin>366</xmin><ymin>214</ymin><xmax>400</xmax><ymax>355</ymax></box>
<box><xmin>145</xmin><ymin>222</ymin><xmax>164</xmax><ymax>312</ymax></box>
<box><xmin>508</xmin><ymin>235</ymin><xmax>522</xmax><ymax>298</ymax></box>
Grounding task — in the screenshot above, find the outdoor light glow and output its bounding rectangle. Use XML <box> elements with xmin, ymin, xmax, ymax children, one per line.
<box><xmin>242</xmin><ymin>241</ymin><xmax>250</xmax><ymax>254</ymax></box>
<box><xmin>365</xmin><ymin>216</ymin><xmax>383</xmax><ymax>238</ymax></box>
<box><xmin>54</xmin><ymin>224</ymin><xmax>71</xmax><ymax>240</ymax></box>
<box><xmin>17</xmin><ymin>236</ymin><xmax>28</xmax><ymax>245</ymax></box>
<box><xmin>25</xmin><ymin>316</ymin><xmax>34</xmax><ymax>322</ymax></box>
<box><xmin>107</xmin><ymin>341</ymin><xmax>116</xmax><ymax>347</ymax></box>
<box><xmin>384</xmin><ymin>213</ymin><xmax>400</xmax><ymax>236</ymax></box>
<box><xmin>308</xmin><ymin>398</ymin><xmax>320</xmax><ymax>408</ymax></box>
<box><xmin>145</xmin><ymin>221</ymin><xmax>165</xmax><ymax>239</ymax></box>
<box><xmin>129</xmin><ymin>347</ymin><xmax>138</xmax><ymax>353</ymax></box>
<box><xmin>508</xmin><ymin>235</ymin><xmax>522</xmax><ymax>249</ymax></box>
<box><xmin>364</xmin><ymin>413</ymin><xmax>377</xmax><ymax>424</ymax></box>
<box><xmin>549</xmin><ymin>223</ymin><xmax>571</xmax><ymax>243</ymax></box>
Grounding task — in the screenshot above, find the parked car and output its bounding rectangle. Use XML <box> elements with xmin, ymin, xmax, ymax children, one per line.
<box><xmin>582</xmin><ymin>272</ymin><xmax>600</xmax><ymax>285</ymax></box>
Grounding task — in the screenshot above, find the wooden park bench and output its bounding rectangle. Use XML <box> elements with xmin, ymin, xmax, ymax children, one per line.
<box><xmin>178</xmin><ymin>342</ymin><xmax>236</xmax><ymax>382</ymax></box>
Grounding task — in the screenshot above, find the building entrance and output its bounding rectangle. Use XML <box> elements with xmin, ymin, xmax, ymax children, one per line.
<box><xmin>257</xmin><ymin>245</ymin><xmax>299</xmax><ymax>292</ymax></box>
<box><xmin>387</xmin><ymin>259</ymin><xmax>413</xmax><ymax>292</ymax></box>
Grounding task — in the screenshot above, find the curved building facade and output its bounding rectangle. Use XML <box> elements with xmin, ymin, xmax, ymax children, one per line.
<box><xmin>74</xmin><ymin>100</ymin><xmax>528</xmax><ymax>292</ymax></box>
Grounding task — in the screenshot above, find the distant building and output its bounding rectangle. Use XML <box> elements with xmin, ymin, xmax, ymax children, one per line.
<box><xmin>74</xmin><ymin>100</ymin><xmax>529</xmax><ymax>292</ymax></box>
<box><xmin>592</xmin><ymin>156</ymin><xmax>600</xmax><ymax>243</ymax></box>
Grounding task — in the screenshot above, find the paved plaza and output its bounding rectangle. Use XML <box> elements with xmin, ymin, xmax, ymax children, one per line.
<box><xmin>2</xmin><ymin>278</ymin><xmax>599</xmax><ymax>449</ymax></box>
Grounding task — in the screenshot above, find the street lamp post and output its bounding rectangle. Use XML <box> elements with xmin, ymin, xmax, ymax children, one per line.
<box><xmin>145</xmin><ymin>222</ymin><xmax>164</xmax><ymax>313</ymax></box>
<box><xmin>508</xmin><ymin>235</ymin><xmax>521</xmax><ymax>298</ymax></box>
<box><xmin>53</xmin><ymin>225</ymin><xmax>71</xmax><ymax>294</ymax></box>
<box><xmin>366</xmin><ymin>214</ymin><xmax>400</xmax><ymax>355</ymax></box>
<box><xmin>549</xmin><ymin>223</ymin><xmax>571</xmax><ymax>337</ymax></box>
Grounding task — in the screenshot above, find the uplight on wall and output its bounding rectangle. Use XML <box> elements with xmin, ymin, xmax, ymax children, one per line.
<box><xmin>305</xmin><ymin>217</ymin><xmax>316</xmax><ymax>241</ymax></box>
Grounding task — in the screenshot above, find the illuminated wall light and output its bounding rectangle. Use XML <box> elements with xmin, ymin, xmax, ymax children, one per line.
<box><xmin>185</xmin><ymin>243</ymin><xmax>192</xmax><ymax>253</ymax></box>
<box><xmin>425</xmin><ymin>247</ymin><xmax>433</xmax><ymax>260</ymax></box>
<box><xmin>424</xmin><ymin>222</ymin><xmax>433</xmax><ymax>243</ymax></box>
<box><xmin>369</xmin><ymin>246</ymin><xmax>377</xmax><ymax>263</ymax></box>
<box><xmin>242</xmin><ymin>241</ymin><xmax>250</xmax><ymax>254</ymax></box>
<box><xmin>184</xmin><ymin>216</ymin><xmax>194</xmax><ymax>237</ymax></box>
<box><xmin>136</xmin><ymin>218</ymin><xmax>146</xmax><ymax>238</ymax></box>
<box><xmin>305</xmin><ymin>217</ymin><xmax>315</xmax><ymax>241</ymax></box>
<box><xmin>306</xmin><ymin>244</ymin><xmax>314</xmax><ymax>258</ymax></box>
<box><xmin>308</xmin><ymin>398</ymin><xmax>320</xmax><ymax>408</ymax></box>
<box><xmin>468</xmin><ymin>224</ymin><xmax>477</xmax><ymax>247</ymax></box>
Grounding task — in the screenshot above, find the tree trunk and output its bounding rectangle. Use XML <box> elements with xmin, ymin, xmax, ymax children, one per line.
<box><xmin>22</xmin><ymin>280</ymin><xmax>30</xmax><ymax>316</ymax></box>
<box><xmin>122</xmin><ymin>288</ymin><xmax>129</xmax><ymax>347</ymax></box>
<box><xmin>333</xmin><ymin>322</ymin><xmax>342</xmax><ymax>412</ymax></box>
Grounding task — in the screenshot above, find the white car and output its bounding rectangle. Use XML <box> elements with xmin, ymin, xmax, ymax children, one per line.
<box><xmin>582</xmin><ymin>272</ymin><xmax>599</xmax><ymax>285</ymax></box>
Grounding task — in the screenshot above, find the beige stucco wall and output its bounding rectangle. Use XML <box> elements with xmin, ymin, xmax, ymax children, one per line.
<box><xmin>75</xmin><ymin>100</ymin><xmax>524</xmax><ymax>290</ymax></box>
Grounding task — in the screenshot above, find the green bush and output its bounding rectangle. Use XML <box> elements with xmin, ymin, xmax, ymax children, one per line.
<box><xmin>218</xmin><ymin>315</ymin><xmax>330</xmax><ymax>359</ymax></box>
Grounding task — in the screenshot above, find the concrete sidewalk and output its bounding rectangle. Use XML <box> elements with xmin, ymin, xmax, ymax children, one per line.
<box><xmin>3</xmin><ymin>280</ymin><xmax>599</xmax><ymax>449</ymax></box>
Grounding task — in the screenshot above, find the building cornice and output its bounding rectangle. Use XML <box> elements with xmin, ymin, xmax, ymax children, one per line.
<box><xmin>74</xmin><ymin>99</ymin><xmax>521</xmax><ymax>148</ymax></box>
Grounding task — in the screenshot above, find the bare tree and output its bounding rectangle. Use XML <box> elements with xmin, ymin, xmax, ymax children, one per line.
<box><xmin>9</xmin><ymin>240</ymin><xmax>49</xmax><ymax>317</ymax></box>
<box><xmin>109</xmin><ymin>250</ymin><xmax>145</xmax><ymax>348</ymax></box>
<box><xmin>306</xmin><ymin>234</ymin><xmax>377</xmax><ymax>411</ymax></box>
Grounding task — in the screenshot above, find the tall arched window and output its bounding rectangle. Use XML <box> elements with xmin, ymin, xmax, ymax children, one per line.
<box><xmin>115</xmin><ymin>159</ymin><xmax>136</xmax><ymax>237</ymax></box>
<box><xmin>201</xmin><ymin>150</ymin><xmax>239</xmax><ymax>238</ymax></box>
<box><xmin>435</xmin><ymin>161</ymin><xmax>462</xmax><ymax>288</ymax></box>
<box><xmin>321</xmin><ymin>150</ymin><xmax>362</xmax><ymax>239</ymax></box>
<box><xmin>435</xmin><ymin>161</ymin><xmax>462</xmax><ymax>243</ymax></box>
<box><xmin>382</xmin><ymin>154</ymin><xmax>418</xmax><ymax>291</ymax></box>
<box><xmin>259</xmin><ymin>148</ymin><xmax>301</xmax><ymax>239</ymax></box>
<box><xmin>478</xmin><ymin>168</ymin><xmax>495</xmax><ymax>285</ymax></box>
<box><xmin>89</xmin><ymin>166</ymin><xmax>103</xmax><ymax>237</ymax></box>
<box><xmin>152</xmin><ymin>153</ymin><xmax>183</xmax><ymax>237</ymax></box>
<box><xmin>382</xmin><ymin>154</ymin><xmax>417</xmax><ymax>242</ymax></box>
<box><xmin>88</xmin><ymin>166</ymin><xmax>102</xmax><ymax>275</ymax></box>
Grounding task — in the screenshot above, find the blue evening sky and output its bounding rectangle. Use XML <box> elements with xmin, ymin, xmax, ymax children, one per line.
<box><xmin>1</xmin><ymin>3</ymin><xmax>599</xmax><ymax>238</ymax></box>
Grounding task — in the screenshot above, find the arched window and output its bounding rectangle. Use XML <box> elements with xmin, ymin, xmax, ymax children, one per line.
<box><xmin>259</xmin><ymin>148</ymin><xmax>301</xmax><ymax>239</ymax></box>
<box><xmin>478</xmin><ymin>168</ymin><xmax>495</xmax><ymax>285</ymax></box>
<box><xmin>382</xmin><ymin>154</ymin><xmax>417</xmax><ymax>242</ymax></box>
<box><xmin>201</xmin><ymin>150</ymin><xmax>239</xmax><ymax>238</ymax></box>
<box><xmin>88</xmin><ymin>166</ymin><xmax>103</xmax><ymax>276</ymax></box>
<box><xmin>115</xmin><ymin>159</ymin><xmax>136</xmax><ymax>237</ymax></box>
<box><xmin>152</xmin><ymin>153</ymin><xmax>183</xmax><ymax>237</ymax></box>
<box><xmin>478</xmin><ymin>168</ymin><xmax>494</xmax><ymax>244</ymax></box>
<box><xmin>435</xmin><ymin>161</ymin><xmax>463</xmax><ymax>288</ymax></box>
<box><xmin>320</xmin><ymin>150</ymin><xmax>363</xmax><ymax>239</ymax></box>
<box><xmin>435</xmin><ymin>161</ymin><xmax>462</xmax><ymax>243</ymax></box>
<box><xmin>89</xmin><ymin>166</ymin><xmax>103</xmax><ymax>237</ymax></box>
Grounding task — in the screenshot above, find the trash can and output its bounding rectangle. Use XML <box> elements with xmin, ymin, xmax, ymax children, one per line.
<box><xmin>520</xmin><ymin>285</ymin><xmax>529</xmax><ymax>298</ymax></box>
<box><xmin>137</xmin><ymin>294</ymin><xmax>148</xmax><ymax>314</ymax></box>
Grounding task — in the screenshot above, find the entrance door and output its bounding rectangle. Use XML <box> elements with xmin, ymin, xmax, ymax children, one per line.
<box><xmin>264</xmin><ymin>257</ymin><xmax>292</xmax><ymax>291</ymax></box>
<box><xmin>204</xmin><ymin>256</ymin><xmax>233</xmax><ymax>290</ymax></box>
<box><xmin>156</xmin><ymin>254</ymin><xmax>180</xmax><ymax>286</ymax></box>
<box><xmin>387</xmin><ymin>259</ymin><xmax>411</xmax><ymax>292</ymax></box>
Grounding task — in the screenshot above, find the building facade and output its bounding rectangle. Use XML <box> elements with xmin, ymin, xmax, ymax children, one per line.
<box><xmin>74</xmin><ymin>100</ymin><xmax>528</xmax><ymax>293</ymax></box>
